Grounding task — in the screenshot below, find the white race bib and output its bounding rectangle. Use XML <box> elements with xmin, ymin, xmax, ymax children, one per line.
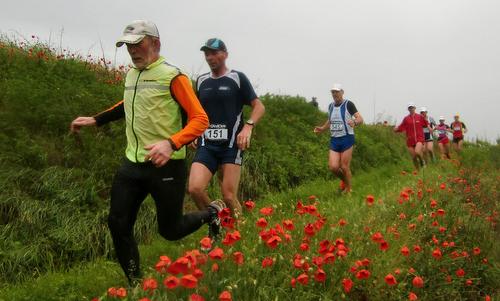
<box><xmin>204</xmin><ymin>126</ymin><xmax>228</xmax><ymax>141</ymax></box>
<box><xmin>330</xmin><ymin>121</ymin><xmax>344</xmax><ymax>132</ymax></box>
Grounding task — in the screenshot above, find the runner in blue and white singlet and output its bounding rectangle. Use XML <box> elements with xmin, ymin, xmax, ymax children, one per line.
<box><xmin>314</xmin><ymin>83</ymin><xmax>363</xmax><ymax>193</ymax></box>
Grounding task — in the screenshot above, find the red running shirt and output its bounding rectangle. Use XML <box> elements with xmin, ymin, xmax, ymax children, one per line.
<box><xmin>396</xmin><ymin>113</ymin><xmax>428</xmax><ymax>147</ymax></box>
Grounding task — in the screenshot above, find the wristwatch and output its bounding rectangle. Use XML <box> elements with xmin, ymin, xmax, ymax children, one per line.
<box><xmin>246</xmin><ymin>119</ymin><xmax>255</xmax><ymax>126</ymax></box>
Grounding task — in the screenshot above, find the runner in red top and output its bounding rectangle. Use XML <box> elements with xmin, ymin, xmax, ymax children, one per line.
<box><xmin>450</xmin><ymin>114</ymin><xmax>467</xmax><ymax>152</ymax></box>
<box><xmin>394</xmin><ymin>103</ymin><xmax>428</xmax><ymax>169</ymax></box>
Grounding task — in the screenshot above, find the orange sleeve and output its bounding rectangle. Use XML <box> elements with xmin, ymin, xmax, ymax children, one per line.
<box><xmin>169</xmin><ymin>75</ymin><xmax>209</xmax><ymax>149</ymax></box>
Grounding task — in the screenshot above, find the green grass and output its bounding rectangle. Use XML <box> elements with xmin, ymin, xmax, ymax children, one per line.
<box><xmin>1</xmin><ymin>160</ymin><xmax>497</xmax><ymax>301</ymax></box>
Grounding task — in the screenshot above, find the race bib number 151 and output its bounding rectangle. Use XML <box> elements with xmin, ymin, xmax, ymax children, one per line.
<box><xmin>204</xmin><ymin>128</ymin><xmax>228</xmax><ymax>141</ymax></box>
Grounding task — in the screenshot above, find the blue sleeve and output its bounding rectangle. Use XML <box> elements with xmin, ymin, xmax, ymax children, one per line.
<box><xmin>238</xmin><ymin>72</ymin><xmax>257</xmax><ymax>105</ymax></box>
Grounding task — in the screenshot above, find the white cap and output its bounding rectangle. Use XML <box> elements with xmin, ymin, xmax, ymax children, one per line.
<box><xmin>116</xmin><ymin>20</ymin><xmax>160</xmax><ymax>47</ymax></box>
<box><xmin>420</xmin><ymin>107</ymin><xmax>427</xmax><ymax>112</ymax></box>
<box><xmin>439</xmin><ymin>116</ymin><xmax>445</xmax><ymax>120</ymax></box>
<box><xmin>407</xmin><ymin>102</ymin><xmax>416</xmax><ymax>108</ymax></box>
<box><xmin>331</xmin><ymin>83</ymin><xmax>343</xmax><ymax>91</ymax></box>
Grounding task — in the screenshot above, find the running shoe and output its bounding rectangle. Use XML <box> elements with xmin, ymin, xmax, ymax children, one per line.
<box><xmin>207</xmin><ymin>199</ymin><xmax>226</xmax><ymax>241</ymax></box>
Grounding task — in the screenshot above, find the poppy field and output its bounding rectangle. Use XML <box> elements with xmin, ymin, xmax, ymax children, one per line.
<box><xmin>96</xmin><ymin>160</ymin><xmax>498</xmax><ymax>301</ymax></box>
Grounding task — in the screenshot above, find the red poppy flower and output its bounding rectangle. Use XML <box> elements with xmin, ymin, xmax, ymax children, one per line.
<box><xmin>300</xmin><ymin>242</ymin><xmax>309</xmax><ymax>251</ymax></box>
<box><xmin>408</xmin><ymin>223</ymin><xmax>416</xmax><ymax>230</ymax></box>
<box><xmin>355</xmin><ymin>269</ymin><xmax>371</xmax><ymax>280</ymax></box>
<box><xmin>304</xmin><ymin>223</ymin><xmax>316</xmax><ymax>236</ymax></box>
<box><xmin>412</xmin><ymin>276</ymin><xmax>424</xmax><ymax>288</ymax></box>
<box><xmin>139</xmin><ymin>298</ymin><xmax>151</xmax><ymax>301</ymax></box>
<box><xmin>342</xmin><ymin>278</ymin><xmax>353</xmax><ymax>293</ymax></box>
<box><xmin>107</xmin><ymin>287</ymin><xmax>117</xmax><ymax>297</ymax></box>
<box><xmin>323</xmin><ymin>253</ymin><xmax>336</xmax><ymax>264</ymax></box>
<box><xmin>262</xmin><ymin>257</ymin><xmax>274</xmax><ymax>268</ymax></box>
<box><xmin>385</xmin><ymin>274</ymin><xmax>397</xmax><ymax>286</ymax></box>
<box><xmin>218</xmin><ymin>208</ymin><xmax>231</xmax><ymax>219</ymax></box>
<box><xmin>142</xmin><ymin>278</ymin><xmax>158</xmax><ymax>292</ymax></box>
<box><xmin>266</xmin><ymin>235</ymin><xmax>282</xmax><ymax>249</ymax></box>
<box><xmin>232</xmin><ymin>252</ymin><xmax>244</xmax><ymax>265</ymax></box>
<box><xmin>200</xmin><ymin>237</ymin><xmax>212</xmax><ymax>251</ymax></box>
<box><xmin>283</xmin><ymin>219</ymin><xmax>294</xmax><ymax>231</ymax></box>
<box><xmin>297</xmin><ymin>273</ymin><xmax>309</xmax><ymax>285</ymax></box>
<box><xmin>338</xmin><ymin>218</ymin><xmax>347</xmax><ymax>226</ymax></box>
<box><xmin>163</xmin><ymin>276</ymin><xmax>179</xmax><ymax>289</ymax></box>
<box><xmin>417</xmin><ymin>214</ymin><xmax>424</xmax><ymax>222</ymax></box>
<box><xmin>244</xmin><ymin>200</ymin><xmax>255</xmax><ymax>210</ymax></box>
<box><xmin>314</xmin><ymin>269</ymin><xmax>326</xmax><ymax>282</ymax></box>
<box><xmin>430</xmin><ymin>199</ymin><xmax>437</xmax><ymax>208</ymax></box>
<box><xmin>465</xmin><ymin>279</ymin><xmax>473</xmax><ymax>286</ymax></box>
<box><xmin>168</xmin><ymin>257</ymin><xmax>190</xmax><ymax>275</ymax></box>
<box><xmin>193</xmin><ymin>268</ymin><xmax>204</xmax><ymax>279</ymax></box>
<box><xmin>190</xmin><ymin>294</ymin><xmax>205</xmax><ymax>301</ymax></box>
<box><xmin>290</xmin><ymin>277</ymin><xmax>296</xmax><ymax>288</ymax></box>
<box><xmin>473</xmin><ymin>247</ymin><xmax>481</xmax><ymax>256</ymax></box>
<box><xmin>219</xmin><ymin>290</ymin><xmax>232</xmax><ymax>301</ymax></box>
<box><xmin>221</xmin><ymin>216</ymin><xmax>235</xmax><ymax>229</ymax></box>
<box><xmin>180</xmin><ymin>274</ymin><xmax>198</xmax><ymax>289</ymax></box>
<box><xmin>259</xmin><ymin>207</ymin><xmax>274</xmax><ymax>216</ymax></box>
<box><xmin>312</xmin><ymin>256</ymin><xmax>324</xmax><ymax>267</ymax></box>
<box><xmin>440</xmin><ymin>183</ymin><xmax>446</xmax><ymax>190</ymax></box>
<box><xmin>409</xmin><ymin>292</ymin><xmax>418</xmax><ymax>301</ymax></box>
<box><xmin>371</xmin><ymin>232</ymin><xmax>384</xmax><ymax>243</ymax></box>
<box><xmin>256</xmin><ymin>218</ymin><xmax>268</xmax><ymax>228</ymax></box>
<box><xmin>408</xmin><ymin>267</ymin><xmax>416</xmax><ymax>273</ymax></box>
<box><xmin>399</xmin><ymin>213</ymin><xmax>407</xmax><ymax>220</ymax></box>
<box><xmin>456</xmin><ymin>268</ymin><xmax>465</xmax><ymax>277</ymax></box>
<box><xmin>379</xmin><ymin>240</ymin><xmax>389</xmax><ymax>251</ymax></box>
<box><xmin>306</xmin><ymin>204</ymin><xmax>318</xmax><ymax>215</ymax></box>
<box><xmin>366</xmin><ymin>195</ymin><xmax>375</xmax><ymax>206</ymax></box>
<box><xmin>211</xmin><ymin>263</ymin><xmax>219</xmax><ymax>272</ymax></box>
<box><xmin>208</xmin><ymin>248</ymin><xmax>224</xmax><ymax>260</ymax></box>
<box><xmin>308</xmin><ymin>195</ymin><xmax>317</xmax><ymax>200</ymax></box>
<box><xmin>222</xmin><ymin>230</ymin><xmax>241</xmax><ymax>246</ymax></box>
<box><xmin>432</xmin><ymin>248</ymin><xmax>442</xmax><ymax>259</ymax></box>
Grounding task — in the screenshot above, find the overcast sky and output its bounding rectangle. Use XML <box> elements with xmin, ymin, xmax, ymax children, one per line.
<box><xmin>2</xmin><ymin>0</ymin><xmax>499</xmax><ymax>142</ymax></box>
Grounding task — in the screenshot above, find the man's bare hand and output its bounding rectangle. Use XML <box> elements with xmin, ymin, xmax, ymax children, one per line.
<box><xmin>237</xmin><ymin>125</ymin><xmax>253</xmax><ymax>151</ymax></box>
<box><xmin>144</xmin><ymin>140</ymin><xmax>173</xmax><ymax>167</ymax></box>
<box><xmin>70</xmin><ymin>117</ymin><xmax>96</xmax><ymax>133</ymax></box>
<box><xmin>189</xmin><ymin>139</ymin><xmax>199</xmax><ymax>149</ymax></box>
<box><xmin>313</xmin><ymin>126</ymin><xmax>324</xmax><ymax>134</ymax></box>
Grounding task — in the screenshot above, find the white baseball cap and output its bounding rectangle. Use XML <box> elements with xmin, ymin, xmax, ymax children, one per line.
<box><xmin>407</xmin><ymin>102</ymin><xmax>416</xmax><ymax>108</ymax></box>
<box><xmin>331</xmin><ymin>83</ymin><xmax>343</xmax><ymax>91</ymax></box>
<box><xmin>439</xmin><ymin>116</ymin><xmax>445</xmax><ymax>120</ymax></box>
<box><xmin>420</xmin><ymin>107</ymin><xmax>427</xmax><ymax>112</ymax></box>
<box><xmin>116</xmin><ymin>20</ymin><xmax>160</xmax><ymax>47</ymax></box>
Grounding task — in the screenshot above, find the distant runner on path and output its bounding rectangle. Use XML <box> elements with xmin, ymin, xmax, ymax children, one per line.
<box><xmin>394</xmin><ymin>103</ymin><xmax>428</xmax><ymax>170</ymax></box>
<box><xmin>435</xmin><ymin>116</ymin><xmax>452</xmax><ymax>159</ymax></box>
<box><xmin>450</xmin><ymin>114</ymin><xmax>467</xmax><ymax>152</ymax></box>
<box><xmin>420</xmin><ymin>107</ymin><xmax>436</xmax><ymax>162</ymax></box>
<box><xmin>188</xmin><ymin>38</ymin><xmax>265</xmax><ymax>217</ymax></box>
<box><xmin>70</xmin><ymin>21</ymin><xmax>225</xmax><ymax>284</ymax></box>
<box><xmin>314</xmin><ymin>83</ymin><xmax>364</xmax><ymax>193</ymax></box>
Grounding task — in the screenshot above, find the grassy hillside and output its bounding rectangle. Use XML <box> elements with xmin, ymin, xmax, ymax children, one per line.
<box><xmin>0</xmin><ymin>40</ymin><xmax>412</xmax><ymax>284</ymax></box>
